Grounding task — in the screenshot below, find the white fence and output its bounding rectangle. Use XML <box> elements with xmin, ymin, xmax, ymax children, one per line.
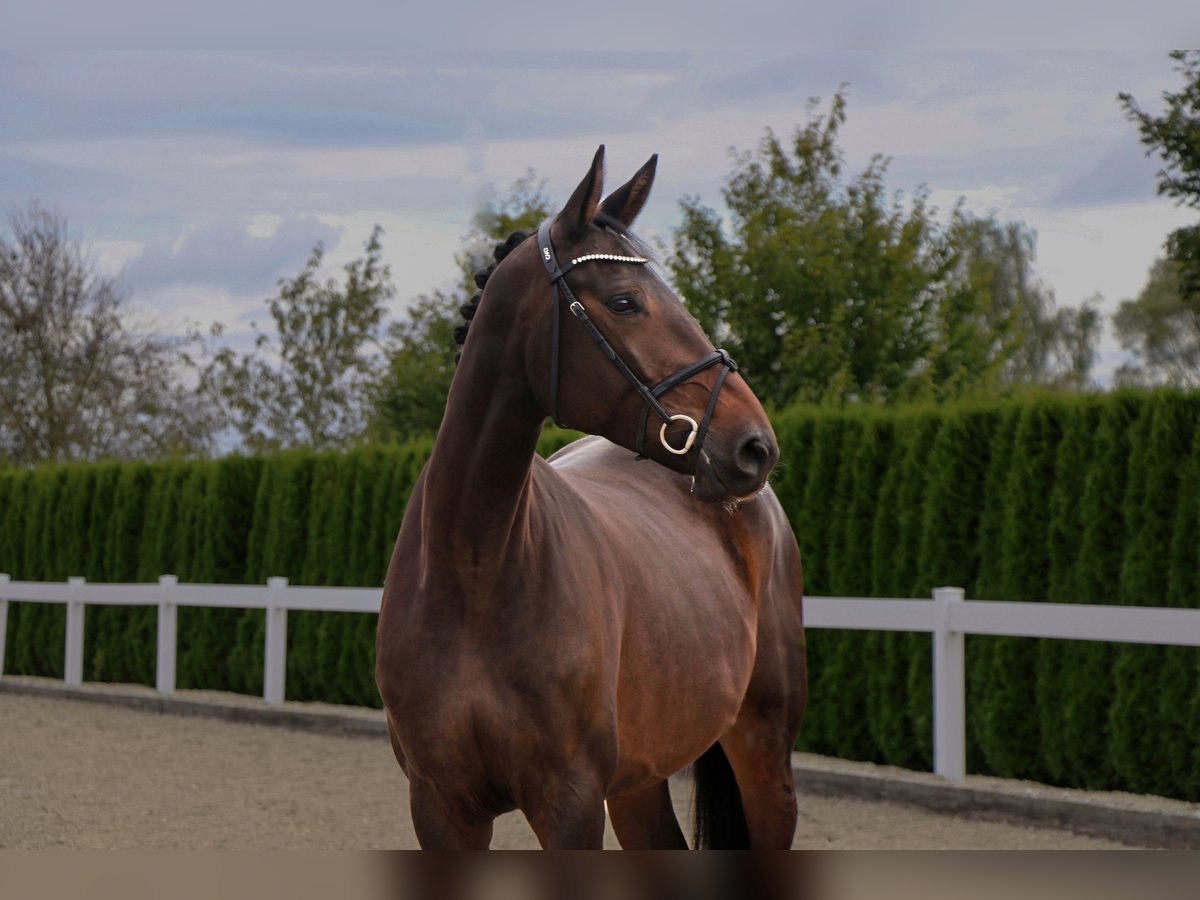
<box><xmin>0</xmin><ymin>575</ymin><xmax>380</xmax><ymax>709</ymax></box>
<box><xmin>3</xmin><ymin>573</ymin><xmax>1200</xmax><ymax>783</ymax></box>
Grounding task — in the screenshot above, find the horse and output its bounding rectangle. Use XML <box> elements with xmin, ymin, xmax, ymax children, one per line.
<box><xmin>375</xmin><ymin>147</ymin><xmax>807</xmax><ymax>849</ymax></box>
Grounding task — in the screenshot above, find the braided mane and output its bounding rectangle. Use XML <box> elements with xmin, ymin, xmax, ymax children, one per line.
<box><xmin>453</xmin><ymin>230</ymin><xmax>529</xmax><ymax>356</ymax></box>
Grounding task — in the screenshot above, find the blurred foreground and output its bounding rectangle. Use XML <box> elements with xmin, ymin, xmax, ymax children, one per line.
<box><xmin>3</xmin><ymin>852</ymin><xmax>1196</xmax><ymax>900</ymax></box>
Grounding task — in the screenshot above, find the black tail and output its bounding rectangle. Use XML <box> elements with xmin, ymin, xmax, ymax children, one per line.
<box><xmin>692</xmin><ymin>742</ymin><xmax>750</xmax><ymax>849</ymax></box>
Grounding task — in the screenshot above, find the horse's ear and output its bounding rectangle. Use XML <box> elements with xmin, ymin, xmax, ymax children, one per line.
<box><xmin>553</xmin><ymin>145</ymin><xmax>605</xmax><ymax>243</ymax></box>
<box><xmin>600</xmin><ymin>154</ymin><xmax>657</xmax><ymax>227</ymax></box>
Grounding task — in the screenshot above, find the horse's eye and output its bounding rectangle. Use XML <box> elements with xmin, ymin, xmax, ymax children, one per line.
<box><xmin>607</xmin><ymin>296</ymin><xmax>639</xmax><ymax>316</ymax></box>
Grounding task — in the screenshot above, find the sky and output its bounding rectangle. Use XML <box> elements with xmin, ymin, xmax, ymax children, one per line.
<box><xmin>2</xmin><ymin>48</ymin><xmax>1196</xmax><ymax>383</ymax></box>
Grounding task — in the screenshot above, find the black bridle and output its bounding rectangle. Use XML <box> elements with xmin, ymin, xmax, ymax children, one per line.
<box><xmin>536</xmin><ymin>219</ymin><xmax>738</xmax><ymax>461</ymax></box>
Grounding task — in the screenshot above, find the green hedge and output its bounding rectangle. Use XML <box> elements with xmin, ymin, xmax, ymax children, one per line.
<box><xmin>0</xmin><ymin>430</ymin><xmax>547</xmax><ymax>706</ymax></box>
<box><xmin>2</xmin><ymin>399</ymin><xmax>1200</xmax><ymax>800</ymax></box>
<box><xmin>768</xmin><ymin>391</ymin><xmax>1200</xmax><ymax>799</ymax></box>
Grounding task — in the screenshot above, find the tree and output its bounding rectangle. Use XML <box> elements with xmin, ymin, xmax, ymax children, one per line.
<box><xmin>1120</xmin><ymin>51</ymin><xmax>1200</xmax><ymax>301</ymax></box>
<box><xmin>466</xmin><ymin>169</ymin><xmax>556</xmax><ymax>268</ymax></box>
<box><xmin>369</xmin><ymin>173</ymin><xmax>554</xmax><ymax>442</ymax></box>
<box><xmin>0</xmin><ymin>202</ymin><xmax>215</xmax><ymax>464</ymax></box>
<box><xmin>670</xmin><ymin>92</ymin><xmax>1097</xmax><ymax>407</ymax></box>
<box><xmin>1112</xmin><ymin>256</ymin><xmax>1200</xmax><ymax>387</ymax></box>
<box><xmin>671</xmin><ymin>92</ymin><xmax>951</xmax><ymax>407</ymax></box>
<box><xmin>942</xmin><ymin>216</ymin><xmax>1100</xmax><ymax>393</ymax></box>
<box><xmin>367</xmin><ymin>291</ymin><xmax>461</xmax><ymax>441</ymax></box>
<box><xmin>203</xmin><ymin>226</ymin><xmax>394</xmax><ymax>453</ymax></box>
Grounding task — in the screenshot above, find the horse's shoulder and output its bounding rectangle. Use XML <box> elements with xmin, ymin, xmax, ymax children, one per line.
<box><xmin>544</xmin><ymin>434</ymin><xmax>623</xmax><ymax>468</ymax></box>
<box><xmin>542</xmin><ymin>436</ymin><xmax>677</xmax><ymax>494</ymax></box>
<box><xmin>537</xmin><ymin>436</ymin><xmax>795</xmax><ymax>548</ymax></box>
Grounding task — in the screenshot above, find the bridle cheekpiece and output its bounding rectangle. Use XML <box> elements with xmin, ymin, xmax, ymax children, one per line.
<box><xmin>536</xmin><ymin>219</ymin><xmax>738</xmax><ymax>465</ymax></box>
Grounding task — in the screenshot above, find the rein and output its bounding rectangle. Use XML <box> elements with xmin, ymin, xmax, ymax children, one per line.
<box><xmin>536</xmin><ymin>219</ymin><xmax>738</xmax><ymax>461</ymax></box>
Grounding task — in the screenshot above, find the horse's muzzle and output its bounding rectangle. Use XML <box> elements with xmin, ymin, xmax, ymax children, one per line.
<box><xmin>694</xmin><ymin>427</ymin><xmax>779</xmax><ymax>502</ymax></box>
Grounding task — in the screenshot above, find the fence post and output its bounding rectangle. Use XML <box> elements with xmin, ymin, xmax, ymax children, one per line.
<box><xmin>932</xmin><ymin>586</ymin><xmax>966</xmax><ymax>782</ymax></box>
<box><xmin>64</xmin><ymin>576</ymin><xmax>86</xmax><ymax>687</ymax></box>
<box><xmin>0</xmin><ymin>573</ymin><xmax>9</xmax><ymax>677</ymax></box>
<box><xmin>157</xmin><ymin>575</ymin><xmax>178</xmax><ymax>695</ymax></box>
<box><xmin>263</xmin><ymin>577</ymin><xmax>288</xmax><ymax>705</ymax></box>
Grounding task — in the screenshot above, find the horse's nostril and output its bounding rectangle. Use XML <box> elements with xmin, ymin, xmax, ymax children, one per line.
<box><xmin>737</xmin><ymin>435</ymin><xmax>775</xmax><ymax>476</ymax></box>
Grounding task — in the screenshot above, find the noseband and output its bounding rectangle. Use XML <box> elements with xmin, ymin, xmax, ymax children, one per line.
<box><xmin>536</xmin><ymin>219</ymin><xmax>738</xmax><ymax>461</ymax></box>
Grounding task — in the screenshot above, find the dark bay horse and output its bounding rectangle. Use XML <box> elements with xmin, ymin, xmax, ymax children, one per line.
<box><xmin>375</xmin><ymin>148</ymin><xmax>806</xmax><ymax>849</ymax></box>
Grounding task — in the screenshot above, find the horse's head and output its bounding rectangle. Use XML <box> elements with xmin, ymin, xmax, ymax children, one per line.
<box><xmin>477</xmin><ymin>147</ymin><xmax>778</xmax><ymax>503</ymax></box>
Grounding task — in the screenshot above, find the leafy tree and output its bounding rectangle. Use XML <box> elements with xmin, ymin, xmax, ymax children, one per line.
<box><xmin>1120</xmin><ymin>50</ymin><xmax>1200</xmax><ymax>301</ymax></box>
<box><xmin>367</xmin><ymin>291</ymin><xmax>461</xmax><ymax>442</ymax></box>
<box><xmin>942</xmin><ymin>217</ymin><xmax>1100</xmax><ymax>393</ymax></box>
<box><xmin>467</xmin><ymin>170</ymin><xmax>556</xmax><ymax>264</ymax></box>
<box><xmin>671</xmin><ymin>93</ymin><xmax>948</xmax><ymax>406</ymax></box>
<box><xmin>369</xmin><ymin>172</ymin><xmax>554</xmax><ymax>442</ymax></box>
<box><xmin>202</xmin><ymin>226</ymin><xmax>394</xmax><ymax>453</ymax></box>
<box><xmin>670</xmin><ymin>92</ymin><xmax>1097</xmax><ymax>407</ymax></box>
<box><xmin>1113</xmin><ymin>257</ymin><xmax>1200</xmax><ymax>386</ymax></box>
<box><xmin>0</xmin><ymin>202</ymin><xmax>216</xmax><ymax>464</ymax></box>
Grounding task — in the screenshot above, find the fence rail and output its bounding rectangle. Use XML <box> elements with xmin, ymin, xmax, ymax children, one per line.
<box><xmin>0</xmin><ymin>574</ymin><xmax>381</xmax><ymax>706</ymax></box>
<box><xmin>3</xmin><ymin>573</ymin><xmax>1200</xmax><ymax>783</ymax></box>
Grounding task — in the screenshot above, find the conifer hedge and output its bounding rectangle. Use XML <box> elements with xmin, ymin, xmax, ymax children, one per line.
<box><xmin>2</xmin><ymin>397</ymin><xmax>1199</xmax><ymax>799</ymax></box>
<box><xmin>767</xmin><ymin>390</ymin><xmax>1200</xmax><ymax>799</ymax></box>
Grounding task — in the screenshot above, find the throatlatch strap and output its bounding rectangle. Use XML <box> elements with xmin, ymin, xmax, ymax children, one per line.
<box><xmin>550</xmin><ymin>281</ymin><xmax>562</xmax><ymax>426</ymax></box>
<box><xmin>538</xmin><ymin>220</ymin><xmax>575</xmax><ymax>427</ymax></box>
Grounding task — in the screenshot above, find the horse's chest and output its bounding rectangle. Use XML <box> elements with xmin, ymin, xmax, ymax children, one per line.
<box><xmin>386</xmin><ymin>629</ymin><xmax>613</xmax><ymax>799</ymax></box>
<box><xmin>382</xmin><ymin>584</ymin><xmax>613</xmax><ymax>719</ymax></box>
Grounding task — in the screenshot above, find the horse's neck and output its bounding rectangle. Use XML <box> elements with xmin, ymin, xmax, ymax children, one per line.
<box><xmin>419</xmin><ymin>346</ymin><xmax>546</xmax><ymax>582</ymax></box>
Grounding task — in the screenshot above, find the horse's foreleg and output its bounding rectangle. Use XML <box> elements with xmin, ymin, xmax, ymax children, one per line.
<box><xmin>385</xmin><ymin>711</ymin><xmax>409</xmax><ymax>775</ymax></box>
<box><xmin>719</xmin><ymin>721</ymin><xmax>799</xmax><ymax>850</ymax></box>
<box><xmin>607</xmin><ymin>780</ymin><xmax>688</xmax><ymax>849</ymax></box>
<box><xmin>408</xmin><ymin>779</ymin><xmax>495</xmax><ymax>849</ymax></box>
<box><xmin>523</xmin><ymin>773</ymin><xmax>608</xmax><ymax>849</ymax></box>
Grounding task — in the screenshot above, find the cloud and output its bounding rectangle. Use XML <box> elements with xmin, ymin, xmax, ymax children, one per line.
<box><xmin>0</xmin><ymin>52</ymin><xmax>670</xmax><ymax>150</ymax></box>
<box><xmin>122</xmin><ymin>215</ymin><xmax>343</xmax><ymax>296</ymax></box>
<box><xmin>927</xmin><ymin>186</ymin><xmax>1023</xmax><ymax>218</ymax></box>
<box><xmin>0</xmin><ymin>154</ymin><xmax>140</xmax><ymax>212</ymax></box>
<box><xmin>1050</xmin><ymin>139</ymin><xmax>1162</xmax><ymax>207</ymax></box>
<box><xmin>1</xmin><ymin>53</ymin><xmax>485</xmax><ymax>145</ymax></box>
<box><xmin>11</xmin><ymin>3</ymin><xmax>1189</xmax><ymax>53</ymax></box>
<box><xmin>1014</xmin><ymin>201</ymin><xmax>1194</xmax><ymax>307</ymax></box>
<box><xmin>3</xmin><ymin>48</ymin><xmax>1193</xmax><ymax>358</ymax></box>
<box><xmin>90</xmin><ymin>239</ymin><xmax>146</xmax><ymax>278</ymax></box>
<box><xmin>315</xmin><ymin>211</ymin><xmax>476</xmax><ymax>315</ymax></box>
<box><xmin>700</xmin><ymin>53</ymin><xmax>889</xmax><ymax>104</ymax></box>
<box><xmin>125</xmin><ymin>282</ymin><xmax>269</xmax><ymax>340</ymax></box>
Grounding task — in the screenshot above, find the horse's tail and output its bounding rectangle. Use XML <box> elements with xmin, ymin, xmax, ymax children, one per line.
<box><xmin>692</xmin><ymin>742</ymin><xmax>750</xmax><ymax>849</ymax></box>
